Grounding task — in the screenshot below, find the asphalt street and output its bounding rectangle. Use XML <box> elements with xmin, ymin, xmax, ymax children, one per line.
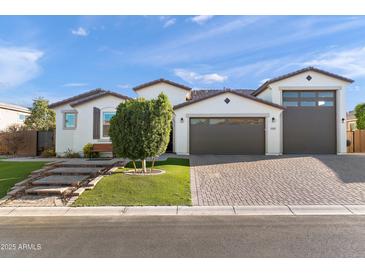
<box><xmin>0</xmin><ymin>216</ymin><xmax>365</xmax><ymax>257</ymax></box>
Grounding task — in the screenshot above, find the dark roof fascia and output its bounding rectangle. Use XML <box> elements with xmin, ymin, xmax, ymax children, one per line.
<box><xmin>253</xmin><ymin>67</ymin><xmax>354</xmax><ymax>96</ymax></box>
<box><xmin>133</xmin><ymin>79</ymin><xmax>192</xmax><ymax>91</ymax></box>
<box><xmin>173</xmin><ymin>90</ymin><xmax>285</xmax><ymax>110</ymax></box>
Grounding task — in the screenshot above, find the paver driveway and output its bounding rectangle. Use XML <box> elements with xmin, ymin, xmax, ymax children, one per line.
<box><xmin>190</xmin><ymin>154</ymin><xmax>365</xmax><ymax>206</ymax></box>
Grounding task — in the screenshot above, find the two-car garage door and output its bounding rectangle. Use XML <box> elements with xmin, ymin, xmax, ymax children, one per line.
<box><xmin>189</xmin><ymin>117</ymin><xmax>265</xmax><ymax>155</ymax></box>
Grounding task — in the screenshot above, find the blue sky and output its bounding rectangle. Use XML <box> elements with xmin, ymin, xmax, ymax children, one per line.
<box><xmin>0</xmin><ymin>15</ymin><xmax>364</xmax><ymax>110</ymax></box>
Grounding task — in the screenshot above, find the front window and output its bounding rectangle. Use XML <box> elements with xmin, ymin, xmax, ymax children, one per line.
<box><xmin>64</xmin><ymin>112</ymin><xmax>77</xmax><ymax>129</ymax></box>
<box><xmin>19</xmin><ymin>114</ymin><xmax>27</xmax><ymax>122</ymax></box>
<box><xmin>102</xmin><ymin>112</ymin><xmax>115</xmax><ymax>137</ymax></box>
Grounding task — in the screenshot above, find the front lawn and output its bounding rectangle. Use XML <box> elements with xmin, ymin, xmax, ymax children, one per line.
<box><xmin>74</xmin><ymin>158</ymin><xmax>191</xmax><ymax>206</ymax></box>
<box><xmin>0</xmin><ymin>161</ymin><xmax>47</xmax><ymax>198</ymax></box>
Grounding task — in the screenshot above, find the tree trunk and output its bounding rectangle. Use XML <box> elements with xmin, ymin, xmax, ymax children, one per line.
<box><xmin>141</xmin><ymin>159</ymin><xmax>147</xmax><ymax>173</ymax></box>
<box><xmin>132</xmin><ymin>160</ymin><xmax>137</xmax><ymax>172</ymax></box>
<box><xmin>150</xmin><ymin>157</ymin><xmax>155</xmax><ymax>173</ymax></box>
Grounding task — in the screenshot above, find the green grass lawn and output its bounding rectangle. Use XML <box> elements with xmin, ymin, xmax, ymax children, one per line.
<box><xmin>0</xmin><ymin>161</ymin><xmax>47</xmax><ymax>198</ymax></box>
<box><xmin>74</xmin><ymin>158</ymin><xmax>191</xmax><ymax>206</ymax></box>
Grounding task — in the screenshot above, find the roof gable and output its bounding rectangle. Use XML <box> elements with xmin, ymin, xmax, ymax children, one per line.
<box><xmin>133</xmin><ymin>78</ymin><xmax>191</xmax><ymax>91</ymax></box>
<box><xmin>253</xmin><ymin>67</ymin><xmax>354</xmax><ymax>96</ymax></box>
<box><xmin>49</xmin><ymin>89</ymin><xmax>132</xmax><ymax>108</ymax></box>
<box><xmin>174</xmin><ymin>90</ymin><xmax>285</xmax><ymax>110</ymax></box>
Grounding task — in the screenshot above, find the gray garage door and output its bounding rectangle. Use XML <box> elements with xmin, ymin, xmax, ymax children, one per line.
<box><xmin>283</xmin><ymin>91</ymin><xmax>336</xmax><ymax>154</ymax></box>
<box><xmin>189</xmin><ymin>117</ymin><xmax>265</xmax><ymax>155</ymax></box>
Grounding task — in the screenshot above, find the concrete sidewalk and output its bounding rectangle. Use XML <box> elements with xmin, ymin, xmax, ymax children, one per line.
<box><xmin>1</xmin><ymin>204</ymin><xmax>365</xmax><ymax>216</ymax></box>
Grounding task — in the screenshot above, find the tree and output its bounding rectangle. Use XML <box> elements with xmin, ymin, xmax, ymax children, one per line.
<box><xmin>355</xmin><ymin>103</ymin><xmax>365</xmax><ymax>130</ymax></box>
<box><xmin>109</xmin><ymin>93</ymin><xmax>173</xmax><ymax>173</ymax></box>
<box><xmin>25</xmin><ymin>98</ymin><xmax>56</xmax><ymax>131</ymax></box>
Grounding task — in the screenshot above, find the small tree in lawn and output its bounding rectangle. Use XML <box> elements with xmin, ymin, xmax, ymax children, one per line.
<box><xmin>355</xmin><ymin>103</ymin><xmax>365</xmax><ymax>130</ymax></box>
<box><xmin>149</xmin><ymin>93</ymin><xmax>173</xmax><ymax>171</ymax></box>
<box><xmin>25</xmin><ymin>98</ymin><xmax>56</xmax><ymax>131</ymax></box>
<box><xmin>109</xmin><ymin>93</ymin><xmax>173</xmax><ymax>173</ymax></box>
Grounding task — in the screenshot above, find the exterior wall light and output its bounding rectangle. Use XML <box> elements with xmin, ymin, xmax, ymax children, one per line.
<box><xmin>342</xmin><ymin>118</ymin><xmax>345</xmax><ymax>123</ymax></box>
<box><xmin>180</xmin><ymin>117</ymin><xmax>184</xmax><ymax>123</ymax></box>
<box><xmin>272</xmin><ymin>117</ymin><xmax>276</xmax><ymax>123</ymax></box>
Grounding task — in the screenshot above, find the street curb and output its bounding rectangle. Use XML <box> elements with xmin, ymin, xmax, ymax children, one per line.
<box><xmin>1</xmin><ymin>205</ymin><xmax>365</xmax><ymax>217</ymax></box>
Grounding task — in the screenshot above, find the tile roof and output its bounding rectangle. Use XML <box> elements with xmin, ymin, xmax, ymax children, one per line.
<box><xmin>49</xmin><ymin>89</ymin><xmax>132</xmax><ymax>108</ymax></box>
<box><xmin>133</xmin><ymin>78</ymin><xmax>192</xmax><ymax>91</ymax></box>
<box><xmin>174</xmin><ymin>89</ymin><xmax>285</xmax><ymax>110</ymax></box>
<box><xmin>253</xmin><ymin>66</ymin><xmax>354</xmax><ymax>96</ymax></box>
<box><xmin>191</xmin><ymin>89</ymin><xmax>255</xmax><ymax>100</ymax></box>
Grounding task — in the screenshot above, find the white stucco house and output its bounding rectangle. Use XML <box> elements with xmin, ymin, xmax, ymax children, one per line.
<box><xmin>50</xmin><ymin>67</ymin><xmax>353</xmax><ymax>156</ymax></box>
<box><xmin>0</xmin><ymin>102</ymin><xmax>30</xmax><ymax>131</ymax></box>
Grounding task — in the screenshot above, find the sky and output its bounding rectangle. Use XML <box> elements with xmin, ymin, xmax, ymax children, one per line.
<box><xmin>0</xmin><ymin>15</ymin><xmax>364</xmax><ymax>110</ymax></box>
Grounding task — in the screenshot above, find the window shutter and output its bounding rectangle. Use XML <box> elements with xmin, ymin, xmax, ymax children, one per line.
<box><xmin>93</xmin><ymin>107</ymin><xmax>100</xmax><ymax>139</ymax></box>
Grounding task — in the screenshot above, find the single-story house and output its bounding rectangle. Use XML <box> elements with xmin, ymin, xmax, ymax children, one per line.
<box><xmin>0</xmin><ymin>102</ymin><xmax>30</xmax><ymax>131</ymax></box>
<box><xmin>49</xmin><ymin>67</ymin><xmax>353</xmax><ymax>156</ymax></box>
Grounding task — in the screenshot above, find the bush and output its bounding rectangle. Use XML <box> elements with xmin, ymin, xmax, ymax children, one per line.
<box><xmin>110</xmin><ymin>93</ymin><xmax>173</xmax><ymax>173</ymax></box>
<box><xmin>83</xmin><ymin>143</ymin><xmax>99</xmax><ymax>158</ymax></box>
<box><xmin>64</xmin><ymin>148</ymin><xmax>81</xmax><ymax>158</ymax></box>
<box><xmin>355</xmin><ymin>103</ymin><xmax>365</xmax><ymax>130</ymax></box>
<box><xmin>41</xmin><ymin>148</ymin><xmax>56</xmax><ymax>157</ymax></box>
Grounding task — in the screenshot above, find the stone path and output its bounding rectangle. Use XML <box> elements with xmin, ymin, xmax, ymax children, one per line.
<box><xmin>190</xmin><ymin>154</ymin><xmax>365</xmax><ymax>206</ymax></box>
<box><xmin>3</xmin><ymin>158</ymin><xmax>124</xmax><ymax>207</ymax></box>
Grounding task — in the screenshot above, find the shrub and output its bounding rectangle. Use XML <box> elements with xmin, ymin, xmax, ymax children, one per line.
<box><xmin>110</xmin><ymin>93</ymin><xmax>173</xmax><ymax>173</ymax></box>
<box><xmin>41</xmin><ymin>148</ymin><xmax>56</xmax><ymax>157</ymax></box>
<box><xmin>64</xmin><ymin>148</ymin><xmax>81</xmax><ymax>158</ymax></box>
<box><xmin>355</xmin><ymin>103</ymin><xmax>365</xmax><ymax>130</ymax></box>
<box><xmin>83</xmin><ymin>143</ymin><xmax>99</xmax><ymax>158</ymax></box>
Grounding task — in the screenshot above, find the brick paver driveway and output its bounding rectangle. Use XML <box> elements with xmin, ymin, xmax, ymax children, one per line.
<box><xmin>190</xmin><ymin>154</ymin><xmax>365</xmax><ymax>206</ymax></box>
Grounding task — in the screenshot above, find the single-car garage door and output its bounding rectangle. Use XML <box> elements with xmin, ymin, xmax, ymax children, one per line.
<box><xmin>189</xmin><ymin>117</ymin><xmax>265</xmax><ymax>155</ymax></box>
<box><xmin>283</xmin><ymin>90</ymin><xmax>336</xmax><ymax>154</ymax></box>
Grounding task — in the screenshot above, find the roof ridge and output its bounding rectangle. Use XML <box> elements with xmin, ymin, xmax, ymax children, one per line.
<box><xmin>253</xmin><ymin>66</ymin><xmax>354</xmax><ymax>96</ymax></box>
<box><xmin>49</xmin><ymin>88</ymin><xmax>130</xmax><ymax>108</ymax></box>
<box><xmin>133</xmin><ymin>79</ymin><xmax>192</xmax><ymax>91</ymax></box>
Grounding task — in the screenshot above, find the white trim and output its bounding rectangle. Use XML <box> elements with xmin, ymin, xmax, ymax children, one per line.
<box><xmin>278</xmin><ymin>85</ymin><xmax>343</xmax><ymax>90</ymax></box>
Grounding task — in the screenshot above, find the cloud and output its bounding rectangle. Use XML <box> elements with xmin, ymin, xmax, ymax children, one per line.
<box><xmin>63</xmin><ymin>83</ymin><xmax>88</xmax><ymax>87</ymax></box>
<box><xmin>0</xmin><ymin>47</ymin><xmax>43</xmax><ymax>89</ymax></box>
<box><xmin>71</xmin><ymin>27</ymin><xmax>88</xmax><ymax>36</ymax></box>
<box><xmin>162</xmin><ymin>17</ymin><xmax>176</xmax><ymax>28</ymax></box>
<box><xmin>191</xmin><ymin>15</ymin><xmax>214</xmax><ymax>25</ymax></box>
<box><xmin>174</xmin><ymin>69</ymin><xmax>227</xmax><ymax>84</ymax></box>
<box><xmin>304</xmin><ymin>46</ymin><xmax>365</xmax><ymax>78</ymax></box>
<box><xmin>116</xmin><ymin>84</ymin><xmax>131</xmax><ymax>89</ymax></box>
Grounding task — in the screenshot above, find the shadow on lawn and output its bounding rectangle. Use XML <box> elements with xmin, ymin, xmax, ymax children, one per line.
<box><xmin>125</xmin><ymin>157</ymin><xmax>189</xmax><ymax>168</ymax></box>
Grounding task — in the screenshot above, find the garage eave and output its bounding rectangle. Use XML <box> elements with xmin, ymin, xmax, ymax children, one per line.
<box><xmin>173</xmin><ymin>90</ymin><xmax>286</xmax><ymax>110</ymax></box>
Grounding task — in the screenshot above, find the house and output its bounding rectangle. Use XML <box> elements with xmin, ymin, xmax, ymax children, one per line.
<box><xmin>346</xmin><ymin>110</ymin><xmax>357</xmax><ymax>131</ymax></box>
<box><xmin>0</xmin><ymin>102</ymin><xmax>31</xmax><ymax>131</ymax></box>
<box><xmin>50</xmin><ymin>67</ymin><xmax>353</xmax><ymax>156</ymax></box>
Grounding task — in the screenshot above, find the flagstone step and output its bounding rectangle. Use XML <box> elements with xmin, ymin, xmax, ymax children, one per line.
<box><xmin>46</xmin><ymin>167</ymin><xmax>103</xmax><ymax>175</ymax></box>
<box><xmin>32</xmin><ymin>175</ymin><xmax>90</xmax><ymax>186</ymax></box>
<box><xmin>25</xmin><ymin>186</ymin><xmax>75</xmax><ymax>195</ymax></box>
<box><xmin>55</xmin><ymin>159</ymin><xmax>124</xmax><ymax>168</ymax></box>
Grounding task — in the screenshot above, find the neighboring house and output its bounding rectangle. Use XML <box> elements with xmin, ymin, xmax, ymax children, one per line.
<box><xmin>50</xmin><ymin>67</ymin><xmax>353</xmax><ymax>156</ymax></box>
<box><xmin>347</xmin><ymin>110</ymin><xmax>357</xmax><ymax>131</ymax></box>
<box><xmin>0</xmin><ymin>102</ymin><xmax>30</xmax><ymax>131</ymax></box>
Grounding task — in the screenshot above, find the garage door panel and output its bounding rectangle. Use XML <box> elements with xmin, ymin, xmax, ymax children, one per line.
<box><xmin>283</xmin><ymin>91</ymin><xmax>336</xmax><ymax>154</ymax></box>
<box><xmin>190</xmin><ymin>117</ymin><xmax>265</xmax><ymax>155</ymax></box>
